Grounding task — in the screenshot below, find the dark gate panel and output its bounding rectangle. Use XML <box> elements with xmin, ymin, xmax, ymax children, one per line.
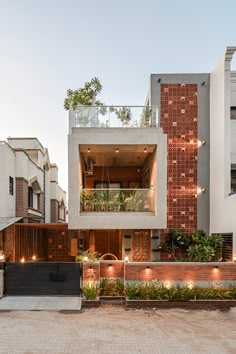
<box><xmin>5</xmin><ymin>262</ymin><xmax>81</xmax><ymax>295</ymax></box>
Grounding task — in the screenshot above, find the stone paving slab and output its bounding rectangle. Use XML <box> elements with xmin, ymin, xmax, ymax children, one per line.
<box><xmin>0</xmin><ymin>305</ymin><xmax>235</xmax><ymax>353</ymax></box>
<box><xmin>0</xmin><ymin>296</ymin><xmax>82</xmax><ymax>311</ymax></box>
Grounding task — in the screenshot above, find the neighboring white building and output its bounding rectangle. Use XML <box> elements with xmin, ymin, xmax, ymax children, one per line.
<box><xmin>0</xmin><ymin>137</ymin><xmax>66</xmax><ymax>223</ymax></box>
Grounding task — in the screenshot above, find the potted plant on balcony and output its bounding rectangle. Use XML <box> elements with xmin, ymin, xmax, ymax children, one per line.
<box><xmin>116</xmin><ymin>106</ymin><xmax>132</xmax><ymax>126</ymax></box>
<box><xmin>125</xmin><ymin>191</ymin><xmax>143</xmax><ymax>211</ymax></box>
<box><xmin>140</xmin><ymin>107</ymin><xmax>152</xmax><ymax>127</ymax></box>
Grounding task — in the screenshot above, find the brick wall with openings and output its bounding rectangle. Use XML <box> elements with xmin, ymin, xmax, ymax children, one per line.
<box><xmin>125</xmin><ymin>263</ymin><xmax>236</xmax><ymax>282</ymax></box>
<box><xmin>160</xmin><ymin>83</ymin><xmax>198</xmax><ymax>260</ymax></box>
<box><xmin>100</xmin><ymin>261</ymin><xmax>124</xmax><ymax>279</ymax></box>
<box><xmin>47</xmin><ymin>229</ymin><xmax>74</xmax><ymax>262</ymax></box>
<box><xmin>15</xmin><ymin>177</ymin><xmax>28</xmax><ymax>221</ymax></box>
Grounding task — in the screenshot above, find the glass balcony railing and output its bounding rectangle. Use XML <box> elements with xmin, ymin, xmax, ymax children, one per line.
<box><xmin>80</xmin><ymin>189</ymin><xmax>155</xmax><ymax>212</ymax></box>
<box><xmin>69</xmin><ymin>105</ymin><xmax>158</xmax><ymax>129</ymax></box>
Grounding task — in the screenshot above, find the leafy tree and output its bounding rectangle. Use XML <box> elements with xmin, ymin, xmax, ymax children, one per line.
<box><xmin>159</xmin><ymin>229</ymin><xmax>190</xmax><ymax>261</ymax></box>
<box><xmin>159</xmin><ymin>229</ymin><xmax>223</xmax><ymax>262</ymax></box>
<box><xmin>64</xmin><ymin>77</ymin><xmax>103</xmax><ymax>110</ymax></box>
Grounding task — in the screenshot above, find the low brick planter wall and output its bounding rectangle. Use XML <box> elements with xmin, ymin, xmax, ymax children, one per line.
<box><xmin>125</xmin><ymin>299</ymin><xmax>236</xmax><ymax>309</ymax></box>
<box><xmin>82</xmin><ymin>299</ymin><xmax>101</xmax><ymax>308</ymax></box>
<box><xmin>124</xmin><ymin>262</ymin><xmax>236</xmax><ymax>287</ymax></box>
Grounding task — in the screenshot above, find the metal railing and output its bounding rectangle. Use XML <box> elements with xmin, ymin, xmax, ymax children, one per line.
<box><xmin>80</xmin><ymin>188</ymin><xmax>155</xmax><ymax>212</ymax></box>
<box><xmin>69</xmin><ymin>105</ymin><xmax>158</xmax><ymax>129</ymax></box>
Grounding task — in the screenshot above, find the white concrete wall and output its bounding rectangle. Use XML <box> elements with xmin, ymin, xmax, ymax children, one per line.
<box><xmin>0</xmin><ymin>142</ymin><xmax>16</xmax><ymax>217</ymax></box>
<box><xmin>230</xmin><ymin>72</ymin><xmax>236</xmax><ymax>163</ymax></box>
<box><xmin>210</xmin><ymin>47</ymin><xmax>236</xmax><ymax>258</ymax></box>
<box><xmin>8</xmin><ymin>138</ymin><xmax>43</xmax><ymax>151</ymax></box>
<box><xmin>230</xmin><ymin>121</ymin><xmax>236</xmax><ymax>164</ymax></box>
<box><xmin>68</xmin><ymin>127</ymin><xmax>167</xmax><ymax>229</ymax></box>
<box><xmin>50</xmin><ymin>164</ymin><xmax>58</xmax><ymax>182</ymax></box>
<box><xmin>44</xmin><ymin>168</ymin><xmax>51</xmax><ymax>223</ymax></box>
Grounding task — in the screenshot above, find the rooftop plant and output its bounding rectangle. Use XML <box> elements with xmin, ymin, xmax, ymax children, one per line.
<box><xmin>64</xmin><ymin>77</ymin><xmax>103</xmax><ymax>110</ymax></box>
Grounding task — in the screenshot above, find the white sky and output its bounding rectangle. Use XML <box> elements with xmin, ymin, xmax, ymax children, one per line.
<box><xmin>0</xmin><ymin>0</ymin><xmax>236</xmax><ymax>192</ymax></box>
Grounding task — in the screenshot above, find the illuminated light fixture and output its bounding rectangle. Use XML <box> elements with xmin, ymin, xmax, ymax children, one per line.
<box><xmin>197</xmin><ymin>140</ymin><xmax>206</xmax><ymax>147</ymax></box>
<box><xmin>32</xmin><ymin>254</ymin><xmax>36</xmax><ymax>261</ymax></box>
<box><xmin>0</xmin><ymin>252</ymin><xmax>5</xmax><ymax>262</ymax></box>
<box><xmin>83</xmin><ymin>256</ymin><xmax>88</xmax><ymax>262</ymax></box>
<box><xmin>115</xmin><ymin>148</ymin><xmax>119</xmax><ymax>153</ymax></box>
<box><xmin>137</xmin><ymin>168</ymin><xmax>140</xmax><ymax>173</ymax></box>
<box><xmin>108</xmin><ymin>263</ymin><xmax>112</xmax><ymax>267</ymax></box>
<box><xmin>233</xmin><ymin>256</ymin><xmax>236</xmax><ymax>262</ymax></box>
<box><xmin>197</xmin><ymin>186</ymin><xmax>206</xmax><ymax>195</ymax></box>
<box><xmin>144</xmin><ymin>148</ymin><xmax>147</xmax><ymax>153</ymax></box>
<box><xmin>150</xmin><ymin>184</ymin><xmax>154</xmax><ymax>190</ymax></box>
<box><xmin>124</xmin><ymin>256</ymin><xmax>129</xmax><ymax>262</ymax></box>
<box><xmin>20</xmin><ymin>257</ymin><xmax>25</xmax><ymax>263</ymax></box>
<box><xmin>214</xmin><ymin>266</ymin><xmax>219</xmax><ymax>269</ymax></box>
<box><xmin>87</xmin><ymin>148</ymin><xmax>90</xmax><ymax>153</ymax></box>
<box><xmin>146</xmin><ymin>265</ymin><xmax>150</xmax><ymax>269</ymax></box>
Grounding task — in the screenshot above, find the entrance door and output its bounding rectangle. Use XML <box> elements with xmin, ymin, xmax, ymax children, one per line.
<box><xmin>95</xmin><ymin>230</ymin><xmax>122</xmax><ymax>260</ymax></box>
<box><xmin>132</xmin><ymin>230</ymin><xmax>150</xmax><ymax>261</ymax></box>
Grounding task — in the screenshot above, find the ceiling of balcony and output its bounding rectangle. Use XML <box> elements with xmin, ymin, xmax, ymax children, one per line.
<box><xmin>79</xmin><ymin>144</ymin><xmax>156</xmax><ymax>166</ymax></box>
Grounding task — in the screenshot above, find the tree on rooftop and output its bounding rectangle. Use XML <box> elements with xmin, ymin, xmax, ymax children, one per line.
<box><xmin>64</xmin><ymin>77</ymin><xmax>103</xmax><ymax>110</ymax></box>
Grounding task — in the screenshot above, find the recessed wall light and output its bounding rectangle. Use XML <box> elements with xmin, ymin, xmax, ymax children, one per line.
<box><xmin>115</xmin><ymin>148</ymin><xmax>119</xmax><ymax>153</ymax></box>
<box><xmin>87</xmin><ymin>148</ymin><xmax>90</xmax><ymax>153</ymax></box>
<box><xmin>144</xmin><ymin>148</ymin><xmax>147</xmax><ymax>153</ymax></box>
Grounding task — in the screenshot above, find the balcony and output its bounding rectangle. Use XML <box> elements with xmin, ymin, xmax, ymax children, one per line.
<box><xmin>80</xmin><ymin>189</ymin><xmax>155</xmax><ymax>214</ymax></box>
<box><xmin>69</xmin><ymin>105</ymin><xmax>158</xmax><ymax>130</ymax></box>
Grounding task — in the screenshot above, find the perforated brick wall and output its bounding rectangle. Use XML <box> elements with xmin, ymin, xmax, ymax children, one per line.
<box><xmin>160</xmin><ymin>84</ymin><xmax>198</xmax><ymax>258</ymax></box>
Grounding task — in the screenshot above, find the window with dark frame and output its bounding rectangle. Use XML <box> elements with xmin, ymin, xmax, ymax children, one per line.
<box><xmin>231</xmin><ymin>168</ymin><xmax>236</xmax><ymax>192</ymax></box>
<box><xmin>9</xmin><ymin>176</ymin><xmax>14</xmax><ymax>196</ymax></box>
<box><xmin>231</xmin><ymin>107</ymin><xmax>236</xmax><ymax>120</ymax></box>
<box><xmin>28</xmin><ymin>187</ymin><xmax>33</xmax><ymax>208</ymax></box>
<box><xmin>37</xmin><ymin>193</ymin><xmax>40</xmax><ymax>211</ymax></box>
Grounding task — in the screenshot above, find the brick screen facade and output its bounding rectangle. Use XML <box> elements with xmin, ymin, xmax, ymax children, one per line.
<box><xmin>160</xmin><ymin>84</ymin><xmax>198</xmax><ymax>252</ymax></box>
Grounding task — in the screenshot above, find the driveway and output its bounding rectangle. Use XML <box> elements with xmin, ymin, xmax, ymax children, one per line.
<box><xmin>0</xmin><ymin>305</ymin><xmax>235</xmax><ymax>353</ymax></box>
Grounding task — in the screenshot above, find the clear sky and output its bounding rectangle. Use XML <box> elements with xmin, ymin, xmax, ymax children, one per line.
<box><xmin>0</xmin><ymin>0</ymin><xmax>236</xmax><ymax>192</ymax></box>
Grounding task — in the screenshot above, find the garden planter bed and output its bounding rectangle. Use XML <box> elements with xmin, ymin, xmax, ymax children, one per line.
<box><xmin>82</xmin><ymin>298</ymin><xmax>100</xmax><ymax>308</ymax></box>
<box><xmin>125</xmin><ymin>299</ymin><xmax>236</xmax><ymax>309</ymax></box>
<box><xmin>100</xmin><ymin>296</ymin><xmax>125</xmax><ymax>305</ymax></box>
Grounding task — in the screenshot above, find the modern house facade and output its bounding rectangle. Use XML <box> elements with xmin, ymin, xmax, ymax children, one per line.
<box><xmin>68</xmin><ymin>47</ymin><xmax>236</xmax><ymax>262</ymax></box>
<box><xmin>0</xmin><ymin>137</ymin><xmax>66</xmax><ymax>224</ymax></box>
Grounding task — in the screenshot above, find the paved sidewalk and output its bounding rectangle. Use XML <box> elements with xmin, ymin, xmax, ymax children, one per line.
<box><xmin>0</xmin><ymin>305</ymin><xmax>235</xmax><ymax>353</ymax></box>
<box><xmin>0</xmin><ymin>296</ymin><xmax>82</xmax><ymax>311</ymax></box>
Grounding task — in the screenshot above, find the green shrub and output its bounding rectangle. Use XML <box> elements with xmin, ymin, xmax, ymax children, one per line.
<box><xmin>83</xmin><ymin>282</ymin><xmax>99</xmax><ymax>300</ymax></box>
